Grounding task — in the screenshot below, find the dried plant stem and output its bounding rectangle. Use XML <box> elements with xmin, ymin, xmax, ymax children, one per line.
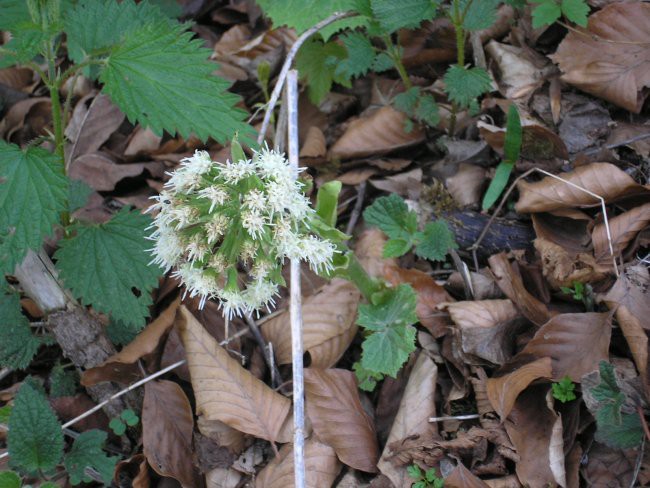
<box><xmin>286</xmin><ymin>69</ymin><xmax>306</xmax><ymax>488</ymax></box>
<box><xmin>256</xmin><ymin>11</ymin><xmax>353</xmax><ymax>146</ymax></box>
<box><xmin>428</xmin><ymin>413</ymin><xmax>480</xmax><ymax>422</ymax></box>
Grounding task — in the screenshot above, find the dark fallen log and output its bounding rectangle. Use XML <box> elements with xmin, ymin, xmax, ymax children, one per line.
<box><xmin>442</xmin><ymin>210</ymin><xmax>535</xmax><ymax>259</ymax></box>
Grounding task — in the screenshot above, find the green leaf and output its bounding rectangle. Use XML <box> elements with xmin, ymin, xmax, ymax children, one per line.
<box><xmin>0</xmin><ymin>471</ymin><xmax>21</xmax><ymax>488</ymax></box>
<box><xmin>414</xmin><ymin>220</ymin><xmax>457</xmax><ymax>261</ymax></box>
<box><xmin>64</xmin><ymin>430</ymin><xmax>118</xmax><ymax>485</ymax></box>
<box><xmin>336</xmin><ymin>31</ymin><xmax>376</xmax><ymax>81</ymax></box>
<box><xmin>371</xmin><ymin>0</ymin><xmax>438</xmax><ymax>33</ymax></box>
<box><xmin>363</xmin><ymin>194</ymin><xmax>418</xmax><ymax>242</ymax></box>
<box><xmin>0</xmin><ymin>0</ymin><xmax>30</xmax><ymax>30</ymax></box>
<box><xmin>8</xmin><ymin>382</ymin><xmax>63</xmax><ymax>474</ymax></box>
<box><xmin>358</xmin><ymin>284</ymin><xmax>418</xmax><ymax>377</ymax></box>
<box><xmin>371</xmin><ymin>52</ymin><xmax>394</xmax><ymax>72</ymax></box>
<box><xmin>121</xmin><ymin>408</ymin><xmax>140</xmax><ymax>426</ymax></box>
<box><xmin>315</xmin><ymin>180</ymin><xmax>342</xmax><ymax>227</ymax></box>
<box><xmin>482</xmin><ymin>161</ymin><xmax>514</xmax><ymax>211</ymax></box>
<box><xmin>552</xmin><ymin>376</ymin><xmax>576</xmax><ymax>403</ymax></box>
<box><xmin>414</xmin><ymin>93</ymin><xmax>440</xmax><ymax>127</ymax></box>
<box><xmin>407</xmin><ymin>464</ymin><xmax>422</xmax><ymax>480</ymax></box>
<box><xmin>68</xmin><ymin>179</ymin><xmax>94</xmax><ymax>213</ymax></box>
<box><xmin>0</xmin><ymin>141</ymin><xmax>67</xmax><ymax>274</ymax></box>
<box><xmin>109</xmin><ymin>417</ymin><xmax>127</xmax><ymax>436</ymax></box>
<box><xmin>106</xmin><ymin>318</ymin><xmax>139</xmax><ymax>345</ymax></box>
<box><xmin>393</xmin><ymin>87</ymin><xmax>420</xmax><ymax>114</ymax></box>
<box><xmin>0</xmin><ymin>24</ymin><xmax>49</xmax><ymax>69</ymax></box>
<box><xmin>54</xmin><ymin>208</ymin><xmax>162</xmax><ymax>328</ymax></box>
<box><xmin>503</xmin><ymin>104</ymin><xmax>522</xmax><ymax>164</ymax></box>
<box><xmin>353</xmin><ymin>362</ymin><xmax>384</xmax><ymax>391</ymax></box>
<box><xmin>383</xmin><ymin>238</ymin><xmax>411</xmax><ymax>258</ymax></box>
<box><xmin>443</xmin><ymin>65</ymin><xmax>492</xmax><ymax>108</ymax></box>
<box><xmin>99</xmin><ymin>21</ymin><xmax>251</xmax><ymax>143</ymax></box>
<box><xmin>590</xmin><ymin>361</ymin><xmax>622</xmax><ymax>403</ymax></box>
<box><xmin>531</xmin><ymin>0</ymin><xmax>562</xmax><ymax>28</ymax></box>
<box><xmin>0</xmin><ymin>405</ymin><xmax>11</xmax><ymax>424</ymax></box>
<box><xmin>461</xmin><ymin>0</ymin><xmax>500</xmax><ymax>31</ymax></box>
<box><xmin>296</xmin><ymin>37</ymin><xmax>347</xmax><ymax>104</ymax></box>
<box><xmin>561</xmin><ymin>0</ymin><xmax>589</xmax><ymax>27</ymax></box>
<box><xmin>0</xmin><ymin>294</ymin><xmax>41</xmax><ymax>370</ymax></box>
<box><xmin>595</xmin><ymin>405</ymin><xmax>643</xmax><ymax>449</ymax></box>
<box><xmin>49</xmin><ymin>364</ymin><xmax>78</xmax><ymax>398</ymax></box>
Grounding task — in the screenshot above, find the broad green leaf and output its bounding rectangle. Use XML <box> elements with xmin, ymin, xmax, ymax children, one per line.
<box><xmin>353</xmin><ymin>362</ymin><xmax>384</xmax><ymax>391</ymax></box>
<box><xmin>595</xmin><ymin>404</ymin><xmax>643</xmax><ymax>449</ymax></box>
<box><xmin>414</xmin><ymin>220</ymin><xmax>457</xmax><ymax>261</ymax></box>
<box><xmin>371</xmin><ymin>0</ymin><xmax>438</xmax><ymax>33</ymax></box>
<box><xmin>561</xmin><ymin>0</ymin><xmax>589</xmax><ymax>27</ymax></box>
<box><xmin>100</xmin><ymin>21</ymin><xmax>251</xmax><ymax>143</ymax></box>
<box><xmin>336</xmin><ymin>31</ymin><xmax>376</xmax><ymax>81</ymax></box>
<box><xmin>383</xmin><ymin>238</ymin><xmax>411</xmax><ymax>258</ymax></box>
<box><xmin>0</xmin><ymin>0</ymin><xmax>30</xmax><ymax>30</ymax></box>
<box><xmin>106</xmin><ymin>318</ymin><xmax>139</xmax><ymax>345</ymax></box>
<box><xmin>296</xmin><ymin>37</ymin><xmax>347</xmax><ymax>104</ymax></box>
<box><xmin>363</xmin><ymin>194</ymin><xmax>417</xmax><ymax>242</ymax></box>
<box><xmin>49</xmin><ymin>363</ymin><xmax>78</xmax><ymax>398</ymax></box>
<box><xmin>590</xmin><ymin>361</ymin><xmax>622</xmax><ymax>403</ymax></box>
<box><xmin>8</xmin><ymin>382</ymin><xmax>63</xmax><ymax>473</ymax></box>
<box><xmin>0</xmin><ymin>141</ymin><xmax>67</xmax><ymax>274</ymax></box>
<box><xmin>531</xmin><ymin>0</ymin><xmax>562</xmax><ymax>28</ymax></box>
<box><xmin>461</xmin><ymin>0</ymin><xmax>500</xmax><ymax>31</ymax></box>
<box><xmin>371</xmin><ymin>52</ymin><xmax>394</xmax><ymax>72</ymax></box>
<box><xmin>64</xmin><ymin>430</ymin><xmax>118</xmax><ymax>485</ymax></box>
<box><xmin>394</xmin><ymin>87</ymin><xmax>420</xmax><ymax>114</ymax></box>
<box><xmin>315</xmin><ymin>180</ymin><xmax>343</xmax><ymax>227</ymax></box>
<box><xmin>358</xmin><ymin>284</ymin><xmax>418</xmax><ymax>331</ymax></box>
<box><xmin>407</xmin><ymin>464</ymin><xmax>422</xmax><ymax>479</ymax></box>
<box><xmin>482</xmin><ymin>162</ymin><xmax>514</xmax><ymax>210</ymax></box>
<box><xmin>0</xmin><ymin>294</ymin><xmax>42</xmax><ymax>370</ymax></box>
<box><xmin>414</xmin><ymin>93</ymin><xmax>440</xmax><ymax>127</ymax></box>
<box><xmin>0</xmin><ymin>25</ymin><xmax>49</xmax><ymax>69</ymax></box>
<box><xmin>0</xmin><ymin>471</ymin><xmax>21</xmax><ymax>488</ymax></box>
<box><xmin>55</xmin><ymin>208</ymin><xmax>162</xmax><ymax>328</ymax></box>
<box><xmin>443</xmin><ymin>65</ymin><xmax>492</xmax><ymax>108</ymax></box>
<box><xmin>68</xmin><ymin>179</ymin><xmax>94</xmax><ymax>213</ymax></box>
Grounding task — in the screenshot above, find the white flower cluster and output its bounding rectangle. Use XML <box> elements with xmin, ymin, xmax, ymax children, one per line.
<box><xmin>147</xmin><ymin>147</ymin><xmax>335</xmax><ymax>318</ymax></box>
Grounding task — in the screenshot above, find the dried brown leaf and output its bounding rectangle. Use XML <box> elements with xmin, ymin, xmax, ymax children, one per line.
<box><xmin>592</xmin><ymin>202</ymin><xmax>650</xmax><ymax>267</ymax></box>
<box><xmin>0</xmin><ymin>67</ymin><xmax>34</xmax><ymax>90</ymax></box>
<box><xmin>124</xmin><ymin>127</ymin><xmax>162</xmax><ymax>156</ymax></box>
<box><xmin>355</xmin><ymin>229</ymin><xmax>397</xmax><ymax>279</ymax></box>
<box><xmin>206</xmin><ymin>468</ymin><xmax>241</xmax><ymax>488</ymax></box>
<box><xmin>179</xmin><ymin>306</ymin><xmax>291</xmax><ymax>443</ymax></box>
<box><xmin>550</xmin><ymin>3</ymin><xmax>650</xmax><ymax>112</ymax></box>
<box><xmin>114</xmin><ymin>454</ymin><xmax>150</xmax><ymax>488</ymax></box>
<box><xmin>69</xmin><ymin>152</ymin><xmax>163</xmax><ymax>192</ymax></box>
<box><xmin>142</xmin><ymin>380</ymin><xmax>201</xmax><ymax>488</ymax></box>
<box><xmin>329</xmin><ymin>106</ymin><xmax>425</xmax><ymax>160</ymax></box>
<box><xmin>534</xmin><ymin>237</ymin><xmax>606</xmax><ymax>288</ymax></box>
<box><xmin>255</xmin><ymin>438</ymin><xmax>342</xmax><ymax>488</ymax></box>
<box><xmin>445</xmin><ymin>462</ymin><xmax>490</xmax><ymax>488</ymax></box>
<box><xmin>486</xmin><ymin>357</ymin><xmax>552</xmax><ymax>419</ymax></box>
<box><xmin>478</xmin><ymin>120</ymin><xmax>568</xmax><ymax>160</ymax></box>
<box><xmin>196</xmin><ymin>417</ymin><xmax>246</xmax><ymax>455</ymax></box>
<box><xmin>516</xmin><ymin>163</ymin><xmax>650</xmax><ymax>213</ymax></box>
<box><xmin>299</xmin><ymin>126</ymin><xmax>326</xmax><ymax>158</ymax></box>
<box><xmin>304</xmin><ymin>368</ymin><xmax>379</xmax><ymax>472</ymax></box>
<box><xmin>580</xmin><ymin>443</ymin><xmax>639</xmax><ymax>487</ymax></box>
<box><xmin>446</xmin><ymin>163</ymin><xmax>487</xmax><ymax>207</ymax></box>
<box><xmin>485</xmin><ymin>41</ymin><xmax>547</xmax><ymax>101</ymax></box>
<box><xmin>261</xmin><ymin>279</ymin><xmax>360</xmax><ymax>368</ymax></box>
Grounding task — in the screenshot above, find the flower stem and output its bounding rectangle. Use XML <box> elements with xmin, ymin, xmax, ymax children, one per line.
<box><xmin>343</xmin><ymin>253</ymin><xmax>383</xmax><ymax>302</ymax></box>
<box><xmin>448</xmin><ymin>0</ymin><xmax>466</xmax><ymax>136</ymax></box>
<box><xmin>383</xmin><ymin>35</ymin><xmax>412</xmax><ymax>90</ymax></box>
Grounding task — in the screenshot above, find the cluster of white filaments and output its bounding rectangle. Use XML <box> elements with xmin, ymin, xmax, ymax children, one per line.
<box><xmin>147</xmin><ymin>147</ymin><xmax>336</xmax><ymax>318</ymax></box>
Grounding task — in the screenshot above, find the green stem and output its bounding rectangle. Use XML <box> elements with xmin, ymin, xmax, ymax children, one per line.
<box><xmin>383</xmin><ymin>35</ymin><xmax>412</xmax><ymax>90</ymax></box>
<box><xmin>49</xmin><ymin>82</ymin><xmax>65</xmax><ymax>162</ymax></box>
<box><xmin>448</xmin><ymin>0</ymin><xmax>466</xmax><ymax>136</ymax></box>
<box><xmin>343</xmin><ymin>253</ymin><xmax>383</xmax><ymax>302</ymax></box>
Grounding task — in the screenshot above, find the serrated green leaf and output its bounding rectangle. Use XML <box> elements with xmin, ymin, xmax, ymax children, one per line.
<box><xmin>99</xmin><ymin>21</ymin><xmax>251</xmax><ymax>143</ymax></box>
<box><xmin>590</xmin><ymin>361</ymin><xmax>621</xmax><ymax>402</ymax></box>
<box><xmin>353</xmin><ymin>361</ymin><xmax>384</xmax><ymax>391</ymax></box>
<box><xmin>55</xmin><ymin>208</ymin><xmax>162</xmax><ymax>328</ymax></box>
<box><xmin>407</xmin><ymin>464</ymin><xmax>422</xmax><ymax>479</ymax></box>
<box><xmin>372</xmin><ymin>51</ymin><xmax>394</xmax><ymax>72</ymax></box>
<box><xmin>49</xmin><ymin>364</ymin><xmax>78</xmax><ymax>398</ymax></box>
<box><xmin>552</xmin><ymin>376</ymin><xmax>576</xmax><ymax>403</ymax></box>
<box><xmin>0</xmin><ymin>24</ymin><xmax>49</xmax><ymax>69</ymax></box>
<box><xmin>531</xmin><ymin>0</ymin><xmax>562</xmax><ymax>28</ymax></box>
<box><xmin>371</xmin><ymin>0</ymin><xmax>438</xmax><ymax>33</ymax></box>
<box><xmin>0</xmin><ymin>0</ymin><xmax>30</xmax><ymax>30</ymax></box>
<box><xmin>595</xmin><ymin>404</ymin><xmax>643</xmax><ymax>449</ymax></box>
<box><xmin>358</xmin><ymin>284</ymin><xmax>418</xmax><ymax>331</ymax></box>
<box><xmin>0</xmin><ymin>294</ymin><xmax>41</xmax><ymax>370</ymax></box>
<box><xmin>335</xmin><ymin>31</ymin><xmax>376</xmax><ymax>81</ymax></box>
<box><xmin>0</xmin><ymin>471</ymin><xmax>21</xmax><ymax>488</ymax></box>
<box><xmin>363</xmin><ymin>194</ymin><xmax>418</xmax><ymax>242</ymax></box>
<box><xmin>296</xmin><ymin>37</ymin><xmax>347</xmax><ymax>104</ymax></box>
<box><xmin>482</xmin><ymin>161</ymin><xmax>514</xmax><ymax>211</ymax></box>
<box><xmin>383</xmin><ymin>238</ymin><xmax>411</xmax><ymax>258</ymax></box>
<box><xmin>443</xmin><ymin>65</ymin><xmax>492</xmax><ymax>108</ymax></box>
<box><xmin>68</xmin><ymin>179</ymin><xmax>94</xmax><ymax>213</ymax></box>
<box><xmin>414</xmin><ymin>93</ymin><xmax>440</xmax><ymax>127</ymax></box>
<box><xmin>106</xmin><ymin>318</ymin><xmax>138</xmax><ymax>345</ymax></box>
<box><xmin>394</xmin><ymin>87</ymin><xmax>420</xmax><ymax>114</ymax></box>
<box><xmin>461</xmin><ymin>0</ymin><xmax>500</xmax><ymax>31</ymax></box>
<box><xmin>315</xmin><ymin>180</ymin><xmax>342</xmax><ymax>227</ymax></box>
<box><xmin>414</xmin><ymin>220</ymin><xmax>457</xmax><ymax>261</ymax></box>
<box><xmin>0</xmin><ymin>141</ymin><xmax>67</xmax><ymax>274</ymax></box>
<box><xmin>8</xmin><ymin>383</ymin><xmax>63</xmax><ymax>473</ymax></box>
<box><xmin>561</xmin><ymin>0</ymin><xmax>589</xmax><ymax>27</ymax></box>
<box><xmin>64</xmin><ymin>430</ymin><xmax>118</xmax><ymax>485</ymax></box>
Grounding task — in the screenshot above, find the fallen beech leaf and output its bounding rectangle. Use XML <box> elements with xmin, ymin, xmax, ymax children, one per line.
<box><xmin>488</xmin><ymin>253</ymin><xmax>552</xmax><ymax>326</ymax></box>
<box><xmin>549</xmin><ymin>408</ymin><xmax>566</xmax><ymax>488</ymax></box>
<box><xmin>114</xmin><ymin>454</ymin><xmax>150</xmax><ymax>488</ymax></box>
<box><xmin>179</xmin><ymin>306</ymin><xmax>291</xmax><ymax>443</ymax></box>
<box><xmin>607</xmin><ymin>121</ymin><xmax>650</xmax><ymax>158</ymax></box>
<box><xmin>304</xmin><ymin>368</ymin><xmax>379</xmax><ymax>472</ymax></box>
<box><xmin>515</xmin><ymin>163</ymin><xmax>650</xmax><ymax>213</ymax></box>
<box><xmin>0</xmin><ymin>67</ymin><xmax>34</xmax><ymax>90</ymax></box>
<box><xmin>197</xmin><ymin>417</ymin><xmax>246</xmax><ymax>454</ymax></box>
<box><xmin>142</xmin><ymin>380</ymin><xmax>201</xmax><ymax>488</ymax></box>
<box><xmin>486</xmin><ymin>357</ymin><xmax>552</xmax><ymax>419</ymax></box>
<box><xmin>354</xmin><ymin>229</ymin><xmax>397</xmax><ymax>279</ymax></box>
<box><xmin>206</xmin><ymin>467</ymin><xmax>241</xmax><ymax>488</ymax></box>
<box><xmin>531</xmin><ymin>212</ymin><xmax>592</xmax><ymax>254</ymax></box>
<box><xmin>445</xmin><ymin>163</ymin><xmax>487</xmax><ymax>207</ymax></box>
<box><xmin>337</xmin><ymin>167</ymin><xmax>378</xmax><ymax>185</ymax></box>
<box><xmin>441</xmin><ymin>300</ymin><xmax>521</xmax><ymax>364</ymax></box>
<box><xmin>550</xmin><ymin>3</ymin><xmax>650</xmax><ymax>113</ymax></box>
<box><xmin>69</xmin><ymin>152</ymin><xmax>163</xmax><ymax>192</ymax></box>
<box><xmin>478</xmin><ymin>120</ymin><xmax>568</xmax><ymax>160</ymax></box>
<box><xmin>299</xmin><ymin>126</ymin><xmax>326</xmax><ymax>158</ymax></box>
<box><xmin>82</xmin><ymin>298</ymin><xmax>180</xmax><ymax>386</ymax></box>
<box><xmin>370</xmin><ymin>167</ymin><xmax>423</xmax><ymax>198</ymax></box>
<box><xmin>124</xmin><ymin>126</ymin><xmax>162</xmax><ymax>156</ymax></box>
<box><xmin>378</xmin><ymin>353</ymin><xmax>438</xmax><ymax>488</ymax></box>
<box><xmin>255</xmin><ymin>438</ymin><xmax>341</xmax><ymax>488</ymax></box>
<box><xmin>65</xmin><ymin>94</ymin><xmax>125</xmax><ymax>165</ymax></box>
<box><xmin>519</xmin><ymin>312</ymin><xmax>612</xmax><ymax>381</ymax></box>
<box><xmin>329</xmin><ymin>106</ymin><xmax>425</xmax><ymax>160</ymax></box>
<box><xmin>485</xmin><ymin>41</ymin><xmax>547</xmax><ymax>102</ymax></box>
<box><xmin>580</xmin><ymin>442</ymin><xmax>639</xmax><ymax>487</ymax></box>
<box><xmin>0</xmin><ymin>97</ymin><xmax>51</xmax><ymax>143</ymax></box>
<box><xmin>261</xmin><ymin>279</ymin><xmax>360</xmax><ymax>368</ymax></box>
<box><xmin>534</xmin><ymin>237</ymin><xmax>606</xmax><ymax>288</ymax></box>
<box><xmin>384</xmin><ymin>266</ymin><xmax>453</xmax><ymax>338</ymax></box>
<box><xmin>445</xmin><ymin>462</ymin><xmax>490</xmax><ymax>488</ymax></box>
<box><xmin>592</xmin><ymin>203</ymin><xmax>650</xmax><ymax>267</ymax></box>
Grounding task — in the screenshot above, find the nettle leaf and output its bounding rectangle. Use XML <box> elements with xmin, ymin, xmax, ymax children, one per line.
<box><xmin>363</xmin><ymin>194</ymin><xmax>417</xmax><ymax>242</ymax></box>
<box><xmin>414</xmin><ymin>220</ymin><xmax>457</xmax><ymax>261</ymax></box>
<box><xmin>0</xmin><ymin>471</ymin><xmax>21</xmax><ymax>488</ymax></box>
<box><xmin>0</xmin><ymin>0</ymin><xmax>30</xmax><ymax>30</ymax></box>
<box><xmin>414</xmin><ymin>93</ymin><xmax>440</xmax><ymax>126</ymax></box>
<box><xmin>372</xmin><ymin>51</ymin><xmax>394</xmax><ymax>72</ymax></box>
<box><xmin>0</xmin><ymin>24</ymin><xmax>49</xmax><ymax>69</ymax></box>
<box><xmin>353</xmin><ymin>362</ymin><xmax>384</xmax><ymax>392</ymax></box>
<box><xmin>336</xmin><ymin>31</ymin><xmax>376</xmax><ymax>81</ymax></box>
<box><xmin>64</xmin><ymin>430</ymin><xmax>118</xmax><ymax>485</ymax></box>
<box><xmin>561</xmin><ymin>0</ymin><xmax>589</xmax><ymax>27</ymax></box>
<box><xmin>394</xmin><ymin>87</ymin><xmax>420</xmax><ymax>114</ymax></box>
<box><xmin>383</xmin><ymin>238</ymin><xmax>412</xmax><ymax>258</ymax></box>
<box><xmin>296</xmin><ymin>37</ymin><xmax>347</xmax><ymax>104</ymax></box>
<box><xmin>358</xmin><ymin>284</ymin><xmax>418</xmax><ymax>377</ymax></box>
<box><xmin>461</xmin><ymin>0</ymin><xmax>500</xmax><ymax>31</ymax></box>
<box><xmin>0</xmin><ymin>141</ymin><xmax>67</xmax><ymax>274</ymax></box>
<box><xmin>8</xmin><ymin>382</ymin><xmax>64</xmax><ymax>473</ymax></box>
<box><xmin>531</xmin><ymin>0</ymin><xmax>562</xmax><ymax>28</ymax></box>
<box><xmin>371</xmin><ymin>0</ymin><xmax>438</xmax><ymax>33</ymax></box>
<box><xmin>595</xmin><ymin>403</ymin><xmax>643</xmax><ymax>449</ymax></box>
<box><xmin>55</xmin><ymin>208</ymin><xmax>162</xmax><ymax>328</ymax></box>
<box><xmin>0</xmin><ymin>294</ymin><xmax>41</xmax><ymax>370</ymax></box>
<box><xmin>49</xmin><ymin>363</ymin><xmax>78</xmax><ymax>398</ymax></box>
<box><xmin>443</xmin><ymin>65</ymin><xmax>492</xmax><ymax>108</ymax></box>
<box><xmin>100</xmin><ymin>21</ymin><xmax>250</xmax><ymax>143</ymax></box>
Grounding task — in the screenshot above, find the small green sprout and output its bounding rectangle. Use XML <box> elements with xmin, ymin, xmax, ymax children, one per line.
<box><xmin>407</xmin><ymin>464</ymin><xmax>444</xmax><ymax>488</ymax></box>
<box><xmin>552</xmin><ymin>376</ymin><xmax>577</xmax><ymax>403</ymax></box>
<box><xmin>109</xmin><ymin>408</ymin><xmax>140</xmax><ymax>436</ymax></box>
<box><xmin>560</xmin><ymin>281</ymin><xmax>585</xmax><ymax>301</ymax></box>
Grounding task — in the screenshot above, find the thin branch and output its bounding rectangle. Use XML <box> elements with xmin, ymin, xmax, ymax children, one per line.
<box><xmin>429</xmin><ymin>413</ymin><xmax>480</xmax><ymax>423</ymax></box>
<box><xmin>345</xmin><ymin>181</ymin><xmax>367</xmax><ymax>236</ymax></box>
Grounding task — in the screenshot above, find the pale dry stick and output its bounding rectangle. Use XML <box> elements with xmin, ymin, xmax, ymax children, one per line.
<box><xmin>469</xmin><ymin>167</ymin><xmax>619</xmax><ymax>277</ymax></box>
<box><xmin>286</xmin><ymin>69</ymin><xmax>306</xmax><ymax>488</ymax></box>
<box><xmin>256</xmin><ymin>11</ymin><xmax>353</xmax><ymax>146</ymax></box>
<box><xmin>345</xmin><ymin>181</ymin><xmax>367</xmax><ymax>236</ymax></box>
<box><xmin>0</xmin><ymin>327</ymin><xmax>251</xmax><ymax>462</ymax></box>
<box><xmin>429</xmin><ymin>414</ymin><xmax>480</xmax><ymax>422</ymax></box>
